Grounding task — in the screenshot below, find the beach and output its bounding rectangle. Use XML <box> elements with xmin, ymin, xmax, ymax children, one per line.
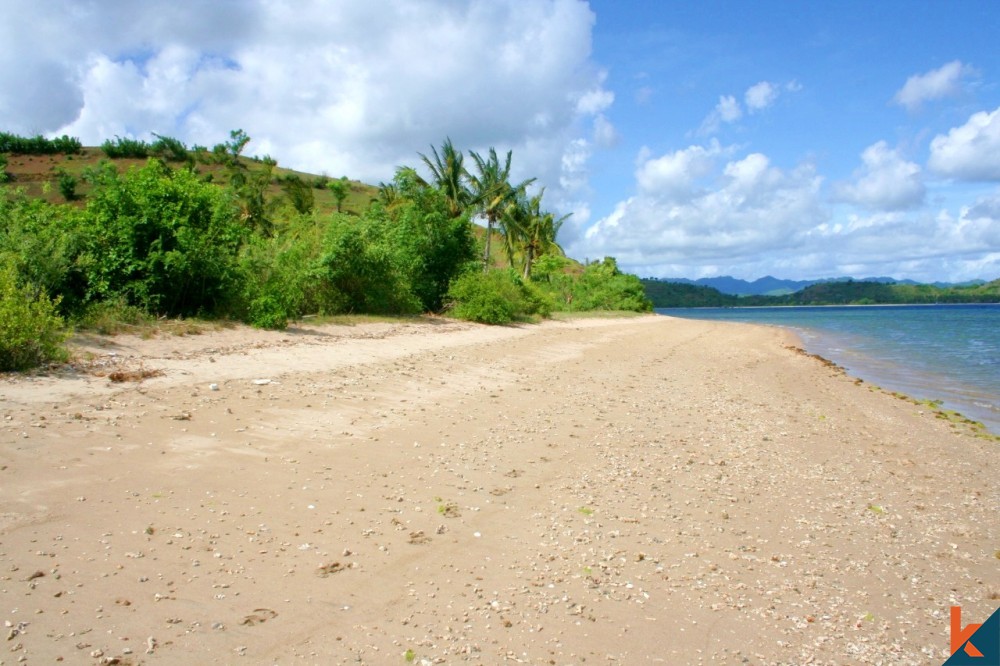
<box><xmin>1</xmin><ymin>315</ymin><xmax>996</xmax><ymax>665</ymax></box>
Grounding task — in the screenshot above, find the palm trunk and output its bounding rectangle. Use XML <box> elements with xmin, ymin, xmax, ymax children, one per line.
<box><xmin>482</xmin><ymin>215</ymin><xmax>494</xmax><ymax>270</ymax></box>
<box><xmin>523</xmin><ymin>245</ymin><xmax>534</xmax><ymax>280</ymax></box>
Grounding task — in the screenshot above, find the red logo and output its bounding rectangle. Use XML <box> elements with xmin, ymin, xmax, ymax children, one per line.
<box><xmin>952</xmin><ymin>606</ymin><xmax>984</xmax><ymax>658</ymax></box>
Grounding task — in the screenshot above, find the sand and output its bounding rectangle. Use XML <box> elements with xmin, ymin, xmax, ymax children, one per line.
<box><xmin>0</xmin><ymin>314</ymin><xmax>996</xmax><ymax>665</ymax></box>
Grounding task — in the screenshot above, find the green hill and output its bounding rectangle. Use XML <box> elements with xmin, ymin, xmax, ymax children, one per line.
<box><xmin>643</xmin><ymin>277</ymin><xmax>1000</xmax><ymax>307</ymax></box>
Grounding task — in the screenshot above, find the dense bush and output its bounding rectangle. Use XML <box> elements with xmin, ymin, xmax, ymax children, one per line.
<box><xmin>373</xmin><ymin>176</ymin><xmax>476</xmax><ymax>311</ymax></box>
<box><xmin>313</xmin><ymin>215</ymin><xmax>420</xmax><ymax>315</ymax></box>
<box><xmin>529</xmin><ymin>255</ymin><xmax>651</xmax><ymax>312</ymax></box>
<box><xmin>78</xmin><ymin>159</ymin><xmax>246</xmax><ymax>315</ymax></box>
<box><xmin>447</xmin><ymin>269</ymin><xmax>550</xmax><ymax>324</ymax></box>
<box><xmin>101</xmin><ymin>136</ymin><xmax>152</xmax><ymax>159</ymax></box>
<box><xmin>0</xmin><ymin>263</ymin><xmax>69</xmax><ymax>371</ymax></box>
<box><xmin>0</xmin><ymin>190</ymin><xmax>86</xmax><ymax>315</ymax></box>
<box><xmin>150</xmin><ymin>134</ymin><xmax>189</xmax><ymax>162</ymax></box>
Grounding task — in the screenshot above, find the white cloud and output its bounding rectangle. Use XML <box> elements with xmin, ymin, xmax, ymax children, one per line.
<box><xmin>572</xmin><ymin>142</ymin><xmax>1000</xmax><ymax>282</ymax></box>
<box><xmin>635</xmin><ymin>140</ymin><xmax>722</xmax><ymax>201</ymax></box>
<box><xmin>745</xmin><ymin>81</ymin><xmax>778</xmax><ymax>113</ymax></box>
<box><xmin>576</xmin><ymin>145</ymin><xmax>826</xmax><ymax>273</ymax></box>
<box><xmin>698</xmin><ymin>95</ymin><xmax>742</xmax><ymax>135</ymax></box>
<box><xmin>0</xmin><ymin>0</ymin><xmax>607</xmax><ymax>206</ymax></box>
<box><xmin>893</xmin><ymin>60</ymin><xmax>975</xmax><ymax>111</ymax></box>
<box><xmin>928</xmin><ymin>107</ymin><xmax>1000</xmax><ymax>181</ymax></box>
<box><xmin>832</xmin><ymin>141</ymin><xmax>925</xmax><ymax>211</ymax></box>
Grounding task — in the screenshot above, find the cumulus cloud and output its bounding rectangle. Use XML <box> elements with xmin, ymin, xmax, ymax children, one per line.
<box><xmin>635</xmin><ymin>140</ymin><xmax>722</xmax><ymax>201</ymax></box>
<box><xmin>575</xmin><ymin>145</ymin><xmax>827</xmax><ymax>274</ymax></box>
<box><xmin>745</xmin><ymin>81</ymin><xmax>778</xmax><ymax>113</ymax></box>
<box><xmin>0</xmin><ymin>0</ymin><xmax>608</xmax><ymax>204</ymax></box>
<box><xmin>571</xmin><ymin>141</ymin><xmax>1000</xmax><ymax>281</ymax></box>
<box><xmin>832</xmin><ymin>141</ymin><xmax>925</xmax><ymax>211</ymax></box>
<box><xmin>893</xmin><ymin>60</ymin><xmax>975</xmax><ymax>111</ymax></box>
<box><xmin>928</xmin><ymin>107</ymin><xmax>1000</xmax><ymax>181</ymax></box>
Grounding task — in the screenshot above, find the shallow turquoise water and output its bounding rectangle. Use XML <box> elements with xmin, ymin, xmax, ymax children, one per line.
<box><xmin>656</xmin><ymin>304</ymin><xmax>1000</xmax><ymax>435</ymax></box>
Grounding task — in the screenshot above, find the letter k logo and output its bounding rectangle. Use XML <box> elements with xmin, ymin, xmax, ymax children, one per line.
<box><xmin>952</xmin><ymin>606</ymin><xmax>984</xmax><ymax>658</ymax></box>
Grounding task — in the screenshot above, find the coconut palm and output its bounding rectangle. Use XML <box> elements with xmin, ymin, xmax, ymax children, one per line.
<box><xmin>517</xmin><ymin>190</ymin><xmax>568</xmax><ymax>279</ymax></box>
<box><xmin>467</xmin><ymin>147</ymin><xmax>535</xmax><ymax>269</ymax></box>
<box><xmin>419</xmin><ymin>138</ymin><xmax>471</xmax><ymax>218</ymax></box>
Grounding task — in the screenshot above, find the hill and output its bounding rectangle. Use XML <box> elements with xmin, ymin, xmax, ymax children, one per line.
<box><xmin>643</xmin><ymin>277</ymin><xmax>1000</xmax><ymax>307</ymax></box>
<box><xmin>651</xmin><ymin>274</ymin><xmax>986</xmax><ymax>297</ymax></box>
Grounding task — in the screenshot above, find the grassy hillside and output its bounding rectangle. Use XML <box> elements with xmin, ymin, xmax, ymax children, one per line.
<box><xmin>1</xmin><ymin>147</ymin><xmax>376</xmax><ymax>215</ymax></box>
<box><xmin>0</xmin><ymin>130</ymin><xmax>651</xmax><ymax>369</ymax></box>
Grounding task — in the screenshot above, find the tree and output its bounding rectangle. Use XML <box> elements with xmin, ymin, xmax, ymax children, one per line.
<box><xmin>467</xmin><ymin>147</ymin><xmax>535</xmax><ymax>270</ymax></box>
<box><xmin>282</xmin><ymin>175</ymin><xmax>315</xmax><ymax>215</ymax></box>
<box><xmin>518</xmin><ymin>190</ymin><xmax>568</xmax><ymax>280</ymax></box>
<box><xmin>419</xmin><ymin>138</ymin><xmax>471</xmax><ymax>218</ymax></box>
<box><xmin>327</xmin><ymin>176</ymin><xmax>350</xmax><ymax>212</ymax></box>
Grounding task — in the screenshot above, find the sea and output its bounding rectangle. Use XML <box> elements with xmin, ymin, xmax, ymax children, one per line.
<box><xmin>655</xmin><ymin>304</ymin><xmax>1000</xmax><ymax>436</ymax></box>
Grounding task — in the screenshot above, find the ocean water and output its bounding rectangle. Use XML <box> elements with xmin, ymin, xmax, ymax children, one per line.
<box><xmin>656</xmin><ymin>304</ymin><xmax>1000</xmax><ymax>435</ymax></box>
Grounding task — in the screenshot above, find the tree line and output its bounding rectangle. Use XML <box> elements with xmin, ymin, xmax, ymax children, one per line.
<box><xmin>0</xmin><ymin>131</ymin><xmax>650</xmax><ymax>370</ymax></box>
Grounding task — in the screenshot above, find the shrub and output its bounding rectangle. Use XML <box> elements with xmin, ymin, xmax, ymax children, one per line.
<box><xmin>78</xmin><ymin>159</ymin><xmax>246</xmax><ymax>315</ymax></box>
<box><xmin>314</xmin><ymin>216</ymin><xmax>420</xmax><ymax>315</ymax></box>
<box><xmin>101</xmin><ymin>136</ymin><xmax>151</xmax><ymax>159</ymax></box>
<box><xmin>0</xmin><ymin>190</ymin><xmax>86</xmax><ymax>315</ymax></box>
<box><xmin>247</xmin><ymin>295</ymin><xmax>288</xmax><ymax>330</ymax></box>
<box><xmin>0</xmin><ymin>263</ymin><xmax>69</xmax><ymax>371</ymax></box>
<box><xmin>447</xmin><ymin>269</ymin><xmax>546</xmax><ymax>324</ymax></box>
<box><xmin>0</xmin><ymin>132</ymin><xmax>81</xmax><ymax>155</ymax></box>
<box><xmin>75</xmin><ymin>297</ymin><xmax>152</xmax><ymax>334</ymax></box>
<box><xmin>57</xmin><ymin>169</ymin><xmax>78</xmax><ymax>200</ymax></box>
<box><xmin>150</xmin><ymin>134</ymin><xmax>189</xmax><ymax>162</ymax></box>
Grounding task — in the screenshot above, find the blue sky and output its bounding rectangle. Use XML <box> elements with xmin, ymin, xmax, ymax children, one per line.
<box><xmin>3</xmin><ymin>0</ymin><xmax>998</xmax><ymax>282</ymax></box>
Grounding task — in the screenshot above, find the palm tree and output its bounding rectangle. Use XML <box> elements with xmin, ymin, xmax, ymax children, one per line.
<box><xmin>517</xmin><ymin>190</ymin><xmax>568</xmax><ymax>279</ymax></box>
<box><xmin>467</xmin><ymin>147</ymin><xmax>535</xmax><ymax>270</ymax></box>
<box><xmin>419</xmin><ymin>138</ymin><xmax>471</xmax><ymax>218</ymax></box>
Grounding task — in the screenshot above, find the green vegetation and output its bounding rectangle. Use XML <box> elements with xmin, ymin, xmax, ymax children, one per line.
<box><xmin>0</xmin><ymin>130</ymin><xmax>650</xmax><ymax>370</ymax></box>
<box><xmin>0</xmin><ymin>263</ymin><xmax>69</xmax><ymax>370</ymax></box>
<box><xmin>0</xmin><ymin>131</ymin><xmax>82</xmax><ymax>155</ymax></box>
<box><xmin>643</xmin><ymin>277</ymin><xmax>1000</xmax><ymax>307</ymax></box>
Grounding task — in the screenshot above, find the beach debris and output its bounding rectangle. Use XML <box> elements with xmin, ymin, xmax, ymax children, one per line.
<box><xmin>240</xmin><ymin>608</ymin><xmax>277</xmax><ymax>626</ymax></box>
<box><xmin>252</xmin><ymin>379</ymin><xmax>273</xmax><ymax>385</ymax></box>
<box><xmin>316</xmin><ymin>562</ymin><xmax>347</xmax><ymax>577</ymax></box>
<box><xmin>107</xmin><ymin>365</ymin><xmax>164</xmax><ymax>383</ymax></box>
<box><xmin>209</xmin><ymin>383</ymin><xmax>219</xmax><ymax>391</ymax></box>
<box><xmin>408</xmin><ymin>530</ymin><xmax>430</xmax><ymax>544</ymax></box>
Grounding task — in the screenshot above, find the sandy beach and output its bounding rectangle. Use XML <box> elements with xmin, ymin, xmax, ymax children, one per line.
<box><xmin>1</xmin><ymin>314</ymin><xmax>996</xmax><ymax>665</ymax></box>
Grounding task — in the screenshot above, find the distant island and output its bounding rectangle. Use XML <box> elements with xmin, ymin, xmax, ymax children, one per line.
<box><xmin>643</xmin><ymin>276</ymin><xmax>1000</xmax><ymax>307</ymax></box>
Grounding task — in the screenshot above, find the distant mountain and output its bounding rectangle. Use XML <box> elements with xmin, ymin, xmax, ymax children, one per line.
<box><xmin>650</xmin><ymin>275</ymin><xmax>985</xmax><ymax>297</ymax></box>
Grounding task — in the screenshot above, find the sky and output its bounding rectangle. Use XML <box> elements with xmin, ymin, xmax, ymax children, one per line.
<box><xmin>3</xmin><ymin>0</ymin><xmax>999</xmax><ymax>282</ymax></box>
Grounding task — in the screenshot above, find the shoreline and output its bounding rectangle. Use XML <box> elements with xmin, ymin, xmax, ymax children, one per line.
<box><xmin>1</xmin><ymin>315</ymin><xmax>997</xmax><ymax>664</ymax></box>
<box><xmin>655</xmin><ymin>305</ymin><xmax>1000</xmax><ymax>437</ymax></box>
